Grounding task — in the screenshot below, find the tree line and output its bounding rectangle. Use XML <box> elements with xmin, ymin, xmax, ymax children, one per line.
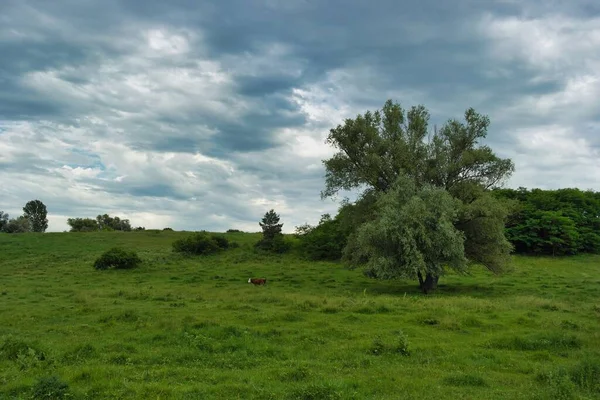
<box><xmin>0</xmin><ymin>200</ymin><xmax>48</xmax><ymax>233</ymax></box>
<box><xmin>492</xmin><ymin>187</ymin><xmax>600</xmax><ymax>256</ymax></box>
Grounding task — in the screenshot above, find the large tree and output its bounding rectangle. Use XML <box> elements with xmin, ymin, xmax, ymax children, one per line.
<box><xmin>322</xmin><ymin>99</ymin><xmax>515</xmax><ymax>293</ymax></box>
<box><xmin>23</xmin><ymin>200</ymin><xmax>48</xmax><ymax>233</ymax></box>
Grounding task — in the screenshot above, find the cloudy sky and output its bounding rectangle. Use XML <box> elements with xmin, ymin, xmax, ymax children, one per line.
<box><xmin>1</xmin><ymin>0</ymin><xmax>599</xmax><ymax>232</ymax></box>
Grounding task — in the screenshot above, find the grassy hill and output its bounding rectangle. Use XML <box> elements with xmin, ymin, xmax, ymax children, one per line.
<box><xmin>1</xmin><ymin>231</ymin><xmax>599</xmax><ymax>399</ymax></box>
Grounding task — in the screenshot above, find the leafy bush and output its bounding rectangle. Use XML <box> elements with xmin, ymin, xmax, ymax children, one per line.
<box><xmin>93</xmin><ymin>247</ymin><xmax>142</xmax><ymax>270</ymax></box>
<box><xmin>163</xmin><ymin>227</ymin><xmax>174</xmax><ymax>231</ymax></box>
<box><xmin>227</xmin><ymin>229</ymin><xmax>243</xmax><ymax>233</ymax></box>
<box><xmin>298</xmin><ymin>214</ymin><xmax>346</xmax><ymax>260</ymax></box>
<box><xmin>31</xmin><ymin>376</ymin><xmax>70</xmax><ymax>400</ymax></box>
<box><xmin>255</xmin><ymin>235</ymin><xmax>292</xmax><ymax>254</ymax></box>
<box><xmin>172</xmin><ymin>232</ymin><xmax>231</xmax><ymax>255</ymax></box>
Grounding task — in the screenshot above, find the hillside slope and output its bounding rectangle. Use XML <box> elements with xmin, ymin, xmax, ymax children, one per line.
<box><xmin>1</xmin><ymin>231</ymin><xmax>599</xmax><ymax>399</ymax></box>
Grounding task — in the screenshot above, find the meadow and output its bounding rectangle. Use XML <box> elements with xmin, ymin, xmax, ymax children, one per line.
<box><xmin>0</xmin><ymin>231</ymin><xmax>599</xmax><ymax>399</ymax></box>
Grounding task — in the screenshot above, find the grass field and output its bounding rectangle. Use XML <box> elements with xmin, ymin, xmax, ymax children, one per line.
<box><xmin>1</xmin><ymin>231</ymin><xmax>599</xmax><ymax>399</ymax></box>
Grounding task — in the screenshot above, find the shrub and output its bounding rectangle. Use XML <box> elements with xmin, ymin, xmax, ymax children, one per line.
<box><xmin>93</xmin><ymin>247</ymin><xmax>142</xmax><ymax>270</ymax></box>
<box><xmin>255</xmin><ymin>235</ymin><xmax>292</xmax><ymax>254</ymax></box>
<box><xmin>163</xmin><ymin>227</ymin><xmax>174</xmax><ymax>231</ymax></box>
<box><xmin>298</xmin><ymin>214</ymin><xmax>346</xmax><ymax>260</ymax></box>
<box><xmin>227</xmin><ymin>229</ymin><xmax>243</xmax><ymax>233</ymax></box>
<box><xmin>31</xmin><ymin>376</ymin><xmax>70</xmax><ymax>400</ymax></box>
<box><xmin>172</xmin><ymin>232</ymin><xmax>231</xmax><ymax>255</ymax></box>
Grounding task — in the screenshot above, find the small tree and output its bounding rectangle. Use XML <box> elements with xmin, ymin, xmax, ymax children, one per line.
<box><xmin>259</xmin><ymin>209</ymin><xmax>283</xmax><ymax>240</ymax></box>
<box><xmin>256</xmin><ymin>209</ymin><xmax>289</xmax><ymax>253</ymax></box>
<box><xmin>23</xmin><ymin>200</ymin><xmax>48</xmax><ymax>233</ymax></box>
<box><xmin>0</xmin><ymin>211</ymin><xmax>8</xmax><ymax>232</ymax></box>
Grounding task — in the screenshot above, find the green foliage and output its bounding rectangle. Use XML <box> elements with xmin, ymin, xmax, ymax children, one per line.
<box><xmin>255</xmin><ymin>234</ymin><xmax>292</xmax><ymax>254</ymax></box>
<box><xmin>322</xmin><ymin>99</ymin><xmax>514</xmax><ymax>199</ymax></box>
<box><xmin>493</xmin><ymin>187</ymin><xmax>600</xmax><ymax>256</ymax></box>
<box><xmin>321</xmin><ymin>99</ymin><xmax>514</xmax><ymax>290</ymax></box>
<box><xmin>172</xmin><ymin>232</ymin><xmax>231</xmax><ymax>255</ymax></box>
<box><xmin>93</xmin><ymin>247</ymin><xmax>142</xmax><ymax>270</ymax></box>
<box><xmin>163</xmin><ymin>227</ymin><xmax>174</xmax><ymax>231</ymax></box>
<box><xmin>297</xmin><ymin>214</ymin><xmax>346</xmax><ymax>261</ymax></box>
<box><xmin>3</xmin><ymin>216</ymin><xmax>31</xmax><ymax>233</ymax></box>
<box><xmin>67</xmin><ymin>217</ymin><xmax>99</xmax><ymax>232</ymax></box>
<box><xmin>96</xmin><ymin>213</ymin><xmax>132</xmax><ymax>231</ymax></box>
<box><xmin>344</xmin><ymin>174</ymin><xmax>467</xmax><ymax>292</ymax></box>
<box><xmin>456</xmin><ymin>193</ymin><xmax>514</xmax><ymax>273</ymax></box>
<box><xmin>227</xmin><ymin>229</ymin><xmax>243</xmax><ymax>233</ymax></box>
<box><xmin>31</xmin><ymin>376</ymin><xmax>70</xmax><ymax>400</ymax></box>
<box><xmin>23</xmin><ymin>199</ymin><xmax>48</xmax><ymax>233</ymax></box>
<box><xmin>256</xmin><ymin>210</ymin><xmax>290</xmax><ymax>253</ymax></box>
<box><xmin>0</xmin><ymin>211</ymin><xmax>8</xmax><ymax>232</ymax></box>
<box><xmin>259</xmin><ymin>209</ymin><xmax>283</xmax><ymax>240</ymax></box>
<box><xmin>67</xmin><ymin>214</ymin><xmax>133</xmax><ymax>232</ymax></box>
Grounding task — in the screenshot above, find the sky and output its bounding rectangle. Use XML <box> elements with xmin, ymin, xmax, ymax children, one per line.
<box><xmin>1</xmin><ymin>0</ymin><xmax>599</xmax><ymax>232</ymax></box>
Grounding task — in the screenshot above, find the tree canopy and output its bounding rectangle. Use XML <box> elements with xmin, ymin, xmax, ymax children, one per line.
<box><xmin>23</xmin><ymin>200</ymin><xmax>48</xmax><ymax>233</ymax></box>
<box><xmin>321</xmin><ymin>99</ymin><xmax>515</xmax><ymax>292</ymax></box>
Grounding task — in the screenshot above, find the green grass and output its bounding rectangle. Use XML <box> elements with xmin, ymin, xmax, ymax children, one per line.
<box><xmin>1</xmin><ymin>231</ymin><xmax>600</xmax><ymax>399</ymax></box>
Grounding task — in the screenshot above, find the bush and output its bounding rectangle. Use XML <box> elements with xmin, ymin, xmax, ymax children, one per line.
<box><xmin>172</xmin><ymin>232</ymin><xmax>231</xmax><ymax>255</ymax></box>
<box><xmin>227</xmin><ymin>229</ymin><xmax>243</xmax><ymax>233</ymax></box>
<box><xmin>298</xmin><ymin>215</ymin><xmax>346</xmax><ymax>261</ymax></box>
<box><xmin>255</xmin><ymin>235</ymin><xmax>292</xmax><ymax>254</ymax></box>
<box><xmin>163</xmin><ymin>227</ymin><xmax>174</xmax><ymax>231</ymax></box>
<box><xmin>93</xmin><ymin>247</ymin><xmax>142</xmax><ymax>270</ymax></box>
<box><xmin>31</xmin><ymin>376</ymin><xmax>70</xmax><ymax>400</ymax></box>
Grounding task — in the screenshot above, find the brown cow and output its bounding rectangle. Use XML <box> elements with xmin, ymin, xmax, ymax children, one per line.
<box><xmin>248</xmin><ymin>278</ymin><xmax>267</xmax><ymax>286</ymax></box>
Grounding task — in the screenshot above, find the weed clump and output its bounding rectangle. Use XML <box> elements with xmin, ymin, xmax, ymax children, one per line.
<box><xmin>0</xmin><ymin>336</ymin><xmax>45</xmax><ymax>361</ymax></box>
<box><xmin>31</xmin><ymin>376</ymin><xmax>70</xmax><ymax>400</ymax></box>
<box><xmin>369</xmin><ymin>331</ymin><xmax>410</xmax><ymax>356</ymax></box>
<box><xmin>93</xmin><ymin>247</ymin><xmax>142</xmax><ymax>270</ymax></box>
<box><xmin>172</xmin><ymin>232</ymin><xmax>232</xmax><ymax>255</ymax></box>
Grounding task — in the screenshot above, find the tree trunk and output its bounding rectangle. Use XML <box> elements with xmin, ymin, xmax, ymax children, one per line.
<box><xmin>417</xmin><ymin>272</ymin><xmax>439</xmax><ymax>294</ymax></box>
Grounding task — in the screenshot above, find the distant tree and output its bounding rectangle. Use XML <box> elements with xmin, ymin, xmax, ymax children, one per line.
<box><xmin>95</xmin><ymin>214</ymin><xmax>132</xmax><ymax>231</ymax></box>
<box><xmin>322</xmin><ymin>99</ymin><xmax>515</xmax><ymax>293</ymax></box>
<box><xmin>134</xmin><ymin>226</ymin><xmax>146</xmax><ymax>231</ymax></box>
<box><xmin>67</xmin><ymin>218</ymin><xmax>99</xmax><ymax>232</ymax></box>
<box><xmin>4</xmin><ymin>216</ymin><xmax>31</xmax><ymax>233</ymax></box>
<box><xmin>0</xmin><ymin>211</ymin><xmax>9</xmax><ymax>232</ymax></box>
<box><xmin>23</xmin><ymin>200</ymin><xmax>48</xmax><ymax>233</ymax></box>
<box><xmin>259</xmin><ymin>209</ymin><xmax>283</xmax><ymax>240</ymax></box>
<box><xmin>256</xmin><ymin>209</ymin><xmax>289</xmax><ymax>253</ymax></box>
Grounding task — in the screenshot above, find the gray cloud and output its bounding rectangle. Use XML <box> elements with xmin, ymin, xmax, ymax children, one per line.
<box><xmin>1</xmin><ymin>0</ymin><xmax>599</xmax><ymax>231</ymax></box>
